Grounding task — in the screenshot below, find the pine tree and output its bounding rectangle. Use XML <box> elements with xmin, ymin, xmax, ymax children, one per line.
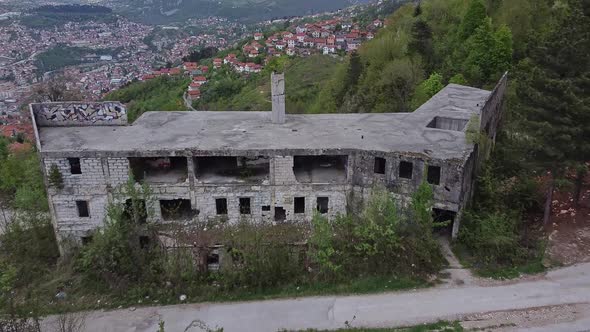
<box><xmin>518</xmin><ymin>0</ymin><xmax>590</xmax><ymax>211</ymax></box>
<box><xmin>408</xmin><ymin>19</ymin><xmax>434</xmax><ymax>72</ymax></box>
<box><xmin>459</xmin><ymin>0</ymin><xmax>488</xmax><ymax>40</ymax></box>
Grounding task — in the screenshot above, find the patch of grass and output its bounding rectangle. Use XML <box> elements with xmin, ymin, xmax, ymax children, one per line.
<box><xmin>452</xmin><ymin>242</ymin><xmax>546</xmax><ymax>280</ymax></box>
<box><xmin>24</xmin><ymin>272</ymin><xmax>428</xmax><ymax>315</ymax></box>
<box><xmin>294</xmin><ymin>320</ymin><xmax>463</xmax><ymax>331</ymax></box>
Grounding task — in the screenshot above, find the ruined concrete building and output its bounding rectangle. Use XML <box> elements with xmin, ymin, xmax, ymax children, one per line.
<box><xmin>31</xmin><ymin>72</ymin><xmax>507</xmax><ymax>251</ymax></box>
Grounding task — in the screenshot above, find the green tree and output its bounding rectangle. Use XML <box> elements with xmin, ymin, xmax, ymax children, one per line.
<box><xmin>517</xmin><ymin>0</ymin><xmax>590</xmax><ymax>208</ymax></box>
<box><xmin>408</xmin><ymin>19</ymin><xmax>434</xmax><ymax>72</ymax></box>
<box><xmin>459</xmin><ymin>0</ymin><xmax>487</xmax><ymax>40</ymax></box>
<box><xmin>462</xmin><ymin>19</ymin><xmax>512</xmax><ymax>84</ymax></box>
<box><xmin>411</xmin><ymin>72</ymin><xmax>444</xmax><ymax>109</ymax></box>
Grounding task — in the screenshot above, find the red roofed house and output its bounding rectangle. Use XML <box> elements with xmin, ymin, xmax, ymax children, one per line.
<box><xmin>254</xmin><ymin>32</ymin><xmax>264</xmax><ymax>41</ymax></box>
<box><xmin>213</xmin><ymin>58</ymin><xmax>223</xmax><ymax>68</ymax></box>
<box><xmin>193</xmin><ymin>76</ymin><xmax>207</xmax><ymax>84</ymax></box>
<box><xmin>187</xmin><ymin>89</ymin><xmax>201</xmax><ymax>101</ymax></box>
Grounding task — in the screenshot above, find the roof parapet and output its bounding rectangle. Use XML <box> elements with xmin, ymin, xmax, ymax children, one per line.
<box><xmin>30</xmin><ymin>101</ymin><xmax>127</xmax><ymax>127</ymax></box>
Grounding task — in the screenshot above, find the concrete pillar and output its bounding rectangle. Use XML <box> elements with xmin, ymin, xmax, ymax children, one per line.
<box><xmin>271</xmin><ymin>72</ymin><xmax>285</xmax><ymax>124</ymax></box>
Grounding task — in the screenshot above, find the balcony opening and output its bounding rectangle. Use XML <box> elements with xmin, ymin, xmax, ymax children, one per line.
<box><xmin>239</xmin><ymin>197</ymin><xmax>251</xmax><ymax>215</ymax></box>
<box><xmin>76</xmin><ymin>200</ymin><xmax>89</xmax><ymax>218</ymax></box>
<box><xmin>294</xmin><ymin>197</ymin><xmax>305</xmax><ymax>214</ymax></box>
<box><xmin>274</xmin><ymin>207</ymin><xmax>286</xmax><ymax>221</ymax></box>
<box><xmin>194</xmin><ymin>156</ymin><xmax>269</xmax><ymax>184</ymax></box>
<box><xmin>426</xmin><ymin>116</ymin><xmax>468</xmax><ymax>131</ymax></box>
<box><xmin>216</xmin><ymin>198</ymin><xmax>228</xmax><ymax>215</ymax></box>
<box><xmin>399</xmin><ymin>161</ymin><xmax>413</xmax><ymax>179</ymax></box>
<box><xmin>293</xmin><ymin>155</ymin><xmax>347</xmax><ymax>183</ymax></box>
<box><xmin>316</xmin><ymin>197</ymin><xmax>329</xmax><ymax>214</ymax></box>
<box><xmin>374</xmin><ymin>157</ymin><xmax>386</xmax><ymax>174</ymax></box>
<box><xmin>427</xmin><ymin>165</ymin><xmax>441</xmax><ymax>185</ymax></box>
<box><xmin>124</xmin><ymin>199</ymin><xmax>147</xmax><ymax>224</ymax></box>
<box><xmin>68</xmin><ymin>158</ymin><xmax>82</xmax><ymax>174</ymax></box>
<box><xmin>160</xmin><ymin>199</ymin><xmax>196</xmax><ymax>221</ymax></box>
<box><xmin>129</xmin><ymin>157</ymin><xmax>187</xmax><ymax>184</ymax></box>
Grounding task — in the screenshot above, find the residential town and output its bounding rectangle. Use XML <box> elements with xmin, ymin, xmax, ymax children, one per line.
<box><xmin>0</xmin><ymin>15</ymin><xmax>249</xmax><ymax>142</ymax></box>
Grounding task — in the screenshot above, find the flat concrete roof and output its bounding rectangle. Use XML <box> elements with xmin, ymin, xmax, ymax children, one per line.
<box><xmin>36</xmin><ymin>84</ymin><xmax>491</xmax><ymax>161</ymax></box>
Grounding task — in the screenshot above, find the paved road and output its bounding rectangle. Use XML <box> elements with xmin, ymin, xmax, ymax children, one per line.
<box><xmin>42</xmin><ymin>262</ymin><xmax>590</xmax><ymax>332</ymax></box>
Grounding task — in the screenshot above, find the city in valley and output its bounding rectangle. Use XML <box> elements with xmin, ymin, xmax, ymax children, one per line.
<box><xmin>0</xmin><ymin>1</ymin><xmax>589</xmax><ymax>332</ymax></box>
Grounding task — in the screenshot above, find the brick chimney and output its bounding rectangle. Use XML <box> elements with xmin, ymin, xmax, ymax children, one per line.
<box><xmin>271</xmin><ymin>72</ymin><xmax>285</xmax><ymax>124</ymax></box>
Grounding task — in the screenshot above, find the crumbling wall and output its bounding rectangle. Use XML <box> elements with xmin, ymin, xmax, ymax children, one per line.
<box><xmin>271</xmin><ymin>156</ymin><xmax>297</xmax><ymax>185</ymax></box>
<box><xmin>31</xmin><ymin>102</ymin><xmax>127</xmax><ymax>126</ymax></box>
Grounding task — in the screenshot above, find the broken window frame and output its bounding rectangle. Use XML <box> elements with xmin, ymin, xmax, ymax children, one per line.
<box><xmin>294</xmin><ymin>197</ymin><xmax>305</xmax><ymax>214</ymax></box>
<box><xmin>68</xmin><ymin>158</ymin><xmax>82</xmax><ymax>175</ymax></box>
<box><xmin>274</xmin><ymin>206</ymin><xmax>286</xmax><ymax>221</ymax></box>
<box><xmin>160</xmin><ymin>199</ymin><xmax>195</xmax><ymax>221</ymax></box>
<box><xmin>427</xmin><ymin>165</ymin><xmax>441</xmax><ymax>185</ymax></box>
<box><xmin>239</xmin><ymin>197</ymin><xmax>251</xmax><ymax>215</ymax></box>
<box><xmin>216</xmin><ymin>198</ymin><xmax>228</xmax><ymax>215</ymax></box>
<box><xmin>316</xmin><ymin>197</ymin><xmax>329</xmax><ymax>214</ymax></box>
<box><xmin>374</xmin><ymin>157</ymin><xmax>386</xmax><ymax>174</ymax></box>
<box><xmin>76</xmin><ymin>200</ymin><xmax>89</xmax><ymax>218</ymax></box>
<box><xmin>399</xmin><ymin>161</ymin><xmax>413</xmax><ymax>179</ymax></box>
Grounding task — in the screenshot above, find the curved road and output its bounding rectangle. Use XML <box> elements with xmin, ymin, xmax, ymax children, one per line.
<box><xmin>42</xmin><ymin>262</ymin><xmax>590</xmax><ymax>332</ymax></box>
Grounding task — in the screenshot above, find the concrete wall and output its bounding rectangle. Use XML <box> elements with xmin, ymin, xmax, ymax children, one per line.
<box><xmin>42</xmin><ymin>149</ymin><xmax>468</xmax><ymax>246</ymax></box>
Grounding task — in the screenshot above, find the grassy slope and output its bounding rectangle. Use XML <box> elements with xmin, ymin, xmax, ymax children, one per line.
<box><xmin>200</xmin><ymin>55</ymin><xmax>342</xmax><ymax>113</ymax></box>
<box><xmin>105</xmin><ymin>76</ymin><xmax>190</xmax><ymax>123</ymax></box>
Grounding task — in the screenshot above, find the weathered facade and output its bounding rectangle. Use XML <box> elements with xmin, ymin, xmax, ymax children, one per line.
<box><xmin>31</xmin><ymin>73</ymin><xmax>507</xmax><ymax>251</ymax></box>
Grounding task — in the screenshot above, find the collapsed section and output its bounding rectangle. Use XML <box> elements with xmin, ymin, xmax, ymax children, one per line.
<box><xmin>194</xmin><ymin>156</ymin><xmax>269</xmax><ymax>184</ymax></box>
<box><xmin>293</xmin><ymin>155</ymin><xmax>348</xmax><ymax>184</ymax></box>
<box><xmin>129</xmin><ymin>157</ymin><xmax>188</xmax><ymax>184</ymax></box>
<box><xmin>160</xmin><ymin>199</ymin><xmax>197</xmax><ymax>221</ymax></box>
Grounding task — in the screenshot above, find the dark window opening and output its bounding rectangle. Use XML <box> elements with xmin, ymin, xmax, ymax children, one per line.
<box><xmin>139</xmin><ymin>236</ymin><xmax>150</xmax><ymax>249</ymax></box>
<box><xmin>76</xmin><ymin>200</ymin><xmax>89</xmax><ymax>218</ymax></box>
<box><xmin>399</xmin><ymin>161</ymin><xmax>413</xmax><ymax>179</ymax></box>
<box><xmin>427</xmin><ymin>166</ymin><xmax>441</xmax><ymax>185</ymax></box>
<box><xmin>317</xmin><ymin>197</ymin><xmax>329</xmax><ymax>214</ymax></box>
<box><xmin>293</xmin><ymin>155</ymin><xmax>348</xmax><ymax>183</ymax></box>
<box><xmin>374</xmin><ymin>157</ymin><xmax>386</xmax><ymax>174</ymax></box>
<box><xmin>426</xmin><ymin>116</ymin><xmax>468</xmax><ymax>131</ymax></box>
<box><xmin>274</xmin><ymin>207</ymin><xmax>286</xmax><ymax>221</ymax></box>
<box><xmin>129</xmin><ymin>157</ymin><xmax>187</xmax><ymax>184</ymax></box>
<box><xmin>160</xmin><ymin>199</ymin><xmax>196</xmax><ymax>221</ymax></box>
<box><xmin>216</xmin><ymin>198</ymin><xmax>228</xmax><ymax>215</ymax></box>
<box><xmin>68</xmin><ymin>158</ymin><xmax>81</xmax><ymax>174</ymax></box>
<box><xmin>239</xmin><ymin>197</ymin><xmax>251</xmax><ymax>215</ymax></box>
<box><xmin>194</xmin><ymin>156</ymin><xmax>269</xmax><ymax>183</ymax></box>
<box><xmin>294</xmin><ymin>197</ymin><xmax>305</xmax><ymax>214</ymax></box>
<box><xmin>207</xmin><ymin>249</ymin><xmax>220</xmax><ymax>271</ymax></box>
<box><xmin>124</xmin><ymin>199</ymin><xmax>147</xmax><ymax>224</ymax></box>
<box><xmin>81</xmin><ymin>236</ymin><xmax>93</xmax><ymax>246</ymax></box>
<box><xmin>262</xmin><ymin>205</ymin><xmax>271</xmax><ymax>212</ymax></box>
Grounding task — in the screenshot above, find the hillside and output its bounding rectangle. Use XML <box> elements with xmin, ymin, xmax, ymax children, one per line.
<box><xmin>117</xmin><ymin>0</ymin><xmax>370</xmax><ymax>24</ymax></box>
<box><xmin>195</xmin><ymin>55</ymin><xmax>342</xmax><ymax>113</ymax></box>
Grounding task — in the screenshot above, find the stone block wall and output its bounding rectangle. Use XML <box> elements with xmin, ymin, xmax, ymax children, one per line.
<box><xmin>42</xmin><ymin>151</ymin><xmax>469</xmax><ymax>246</ymax></box>
<box><xmin>271</xmin><ymin>156</ymin><xmax>297</xmax><ymax>185</ymax></box>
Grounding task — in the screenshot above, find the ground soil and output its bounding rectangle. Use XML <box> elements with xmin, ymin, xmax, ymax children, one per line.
<box><xmin>545</xmin><ymin>171</ymin><xmax>590</xmax><ymax>266</ymax></box>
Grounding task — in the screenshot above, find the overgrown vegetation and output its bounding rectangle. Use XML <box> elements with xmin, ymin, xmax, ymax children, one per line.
<box><xmin>0</xmin><ymin>179</ymin><xmax>441</xmax><ymax>317</ymax></box>
<box><xmin>105</xmin><ymin>76</ymin><xmax>190</xmax><ymax>122</ymax></box>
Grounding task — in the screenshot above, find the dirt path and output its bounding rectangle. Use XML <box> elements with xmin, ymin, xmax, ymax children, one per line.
<box><xmin>437</xmin><ymin>236</ymin><xmax>476</xmax><ymax>287</ymax></box>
